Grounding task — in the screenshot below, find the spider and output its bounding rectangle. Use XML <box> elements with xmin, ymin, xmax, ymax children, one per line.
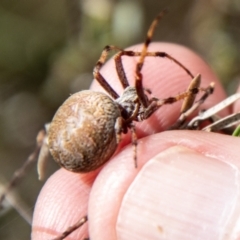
<box><xmin>40</xmin><ymin>10</ymin><xmax>212</xmax><ymax>176</ymax></box>
<box><xmin>0</xmin><ymin>10</ymin><xmax>214</xmax><ymax>240</ymax></box>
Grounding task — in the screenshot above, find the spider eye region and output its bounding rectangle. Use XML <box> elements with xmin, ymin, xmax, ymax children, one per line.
<box><xmin>116</xmin><ymin>87</ymin><xmax>140</xmax><ymax>119</ymax></box>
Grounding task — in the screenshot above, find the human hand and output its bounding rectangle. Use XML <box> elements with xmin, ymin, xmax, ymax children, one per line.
<box><xmin>32</xmin><ymin>43</ymin><xmax>240</xmax><ymax>240</ymax></box>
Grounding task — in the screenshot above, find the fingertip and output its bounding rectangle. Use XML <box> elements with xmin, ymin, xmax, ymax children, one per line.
<box><xmin>117</xmin><ymin>145</ymin><xmax>240</xmax><ymax>240</ymax></box>
<box><xmin>32</xmin><ymin>169</ymin><xmax>95</xmax><ymax>240</ymax></box>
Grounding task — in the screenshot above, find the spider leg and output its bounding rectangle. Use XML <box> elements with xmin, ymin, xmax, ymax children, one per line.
<box><xmin>94</xmin><ymin>45</ymin><xmax>132</xmax><ymax>99</ymax></box>
<box><xmin>37</xmin><ymin>124</ymin><xmax>50</xmax><ymax>180</ymax></box>
<box><xmin>129</xmin><ymin>10</ymin><xmax>193</xmax><ymax>108</ymax></box>
<box><xmin>135</xmin><ymin>10</ymin><xmax>167</xmax><ymax>107</ymax></box>
<box><xmin>51</xmin><ymin>215</ymin><xmax>88</xmax><ymax>240</ymax></box>
<box><xmin>0</xmin><ymin>129</ymin><xmax>45</xmax><ymax>208</ymax></box>
<box><xmin>156</xmin><ymin>81</ymin><xmax>213</xmax><ymax>108</ymax></box>
<box><xmin>115</xmin><ymin>116</ymin><xmax>139</xmax><ymax>168</ymax></box>
<box><xmin>170</xmin><ymin>82</ymin><xmax>215</xmax><ymax>130</ymax></box>
<box><xmin>141</xmin><ymin>78</ymin><xmax>214</xmax><ymax>120</ymax></box>
<box><xmin>116</xmin><ymin>50</ymin><xmax>194</xmax><ymax>78</ymax></box>
<box><xmin>115</xmin><ymin>117</ymin><xmax>124</xmax><ymax>144</ymax></box>
<box><xmin>129</xmin><ymin>123</ymin><xmax>138</xmax><ymax>168</ymax></box>
<box><xmin>180</xmin><ymin>74</ymin><xmax>201</xmax><ymax>114</ymax></box>
<box><xmin>147</xmin><ymin>51</ymin><xmax>194</xmax><ymax>78</ymax></box>
<box><xmin>114</xmin><ymin>50</ymin><xmax>130</xmax><ymax>89</ymax></box>
<box><xmin>0</xmin><ymin>179</ymin><xmax>32</xmax><ymax>224</ymax></box>
<box><xmin>93</xmin><ymin>46</ymin><xmax>120</xmax><ymax>99</ymax></box>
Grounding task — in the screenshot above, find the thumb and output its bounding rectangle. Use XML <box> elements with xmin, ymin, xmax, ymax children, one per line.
<box><xmin>89</xmin><ymin>130</ymin><xmax>240</xmax><ymax>240</ymax></box>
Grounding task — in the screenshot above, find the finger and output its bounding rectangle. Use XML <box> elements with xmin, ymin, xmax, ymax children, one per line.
<box><xmin>32</xmin><ymin>169</ymin><xmax>99</xmax><ymax>239</ymax></box>
<box><xmin>89</xmin><ymin>130</ymin><xmax>240</xmax><ymax>240</ymax></box>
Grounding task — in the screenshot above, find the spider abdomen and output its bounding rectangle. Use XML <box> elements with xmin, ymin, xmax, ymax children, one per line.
<box><xmin>48</xmin><ymin>90</ymin><xmax>121</xmax><ymax>172</ymax></box>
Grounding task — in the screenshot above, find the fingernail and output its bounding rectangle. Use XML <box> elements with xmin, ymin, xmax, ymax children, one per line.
<box><xmin>117</xmin><ymin>146</ymin><xmax>240</xmax><ymax>240</ymax></box>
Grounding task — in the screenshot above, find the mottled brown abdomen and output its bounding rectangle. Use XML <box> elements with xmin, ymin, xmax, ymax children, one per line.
<box><xmin>48</xmin><ymin>90</ymin><xmax>121</xmax><ymax>172</ymax></box>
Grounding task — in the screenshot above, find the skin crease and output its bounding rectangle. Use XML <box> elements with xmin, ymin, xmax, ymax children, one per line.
<box><xmin>31</xmin><ymin>43</ymin><xmax>240</xmax><ymax>240</ymax></box>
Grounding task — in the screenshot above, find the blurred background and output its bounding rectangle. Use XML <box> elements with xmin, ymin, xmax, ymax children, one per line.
<box><xmin>0</xmin><ymin>0</ymin><xmax>239</xmax><ymax>239</ymax></box>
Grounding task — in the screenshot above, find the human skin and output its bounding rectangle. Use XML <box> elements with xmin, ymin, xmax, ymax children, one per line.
<box><xmin>31</xmin><ymin>43</ymin><xmax>240</xmax><ymax>240</ymax></box>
